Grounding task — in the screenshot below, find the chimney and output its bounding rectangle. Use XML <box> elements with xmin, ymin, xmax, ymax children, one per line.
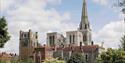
<box><xmin>91</xmin><ymin>41</ymin><xmax>94</xmax><ymax>45</ymax></box>
<box><xmin>28</xmin><ymin>29</ymin><xmax>31</xmax><ymax>38</ymax></box>
<box><xmin>19</xmin><ymin>30</ymin><xmax>22</xmax><ymax>40</ymax></box>
<box><xmin>80</xmin><ymin>42</ymin><xmax>82</xmax><ymax>46</ymax></box>
<box><xmin>29</xmin><ymin>29</ymin><xmax>31</xmax><ymax>32</ymax></box>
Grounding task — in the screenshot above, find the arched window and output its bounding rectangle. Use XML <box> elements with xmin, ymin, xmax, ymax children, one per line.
<box><xmin>86</xmin><ymin>54</ymin><xmax>88</xmax><ymax>62</ymax></box>
<box><xmin>69</xmin><ymin>35</ymin><xmax>72</xmax><ymax>44</ymax></box>
<box><xmin>73</xmin><ymin>35</ymin><xmax>75</xmax><ymax>44</ymax></box>
<box><xmin>83</xmin><ymin>34</ymin><xmax>87</xmax><ymax>41</ymax></box>
<box><xmin>49</xmin><ymin>36</ymin><xmax>52</xmax><ymax>45</ymax></box>
<box><xmin>53</xmin><ymin>36</ymin><xmax>55</xmax><ymax>44</ymax></box>
<box><xmin>85</xmin><ymin>24</ymin><xmax>87</xmax><ymax>29</ymax></box>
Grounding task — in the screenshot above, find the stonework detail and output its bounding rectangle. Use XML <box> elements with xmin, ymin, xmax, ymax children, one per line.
<box><xmin>19</xmin><ymin>29</ymin><xmax>38</xmax><ymax>60</ymax></box>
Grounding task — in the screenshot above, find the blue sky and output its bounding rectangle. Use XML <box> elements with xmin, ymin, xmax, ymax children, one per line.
<box><xmin>0</xmin><ymin>0</ymin><xmax>124</xmax><ymax>54</ymax></box>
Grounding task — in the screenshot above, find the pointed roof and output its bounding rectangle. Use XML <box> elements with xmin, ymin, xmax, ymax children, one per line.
<box><xmin>79</xmin><ymin>0</ymin><xmax>90</xmax><ymax>30</ymax></box>
<box><xmin>80</xmin><ymin>0</ymin><xmax>89</xmax><ymax>25</ymax></box>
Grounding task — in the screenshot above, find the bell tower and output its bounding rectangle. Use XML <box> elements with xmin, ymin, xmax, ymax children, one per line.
<box><xmin>19</xmin><ymin>29</ymin><xmax>38</xmax><ymax>60</ymax></box>
<box><xmin>78</xmin><ymin>0</ymin><xmax>91</xmax><ymax>45</ymax></box>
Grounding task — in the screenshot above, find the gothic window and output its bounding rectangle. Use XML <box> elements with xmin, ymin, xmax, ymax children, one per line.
<box><xmin>80</xmin><ymin>23</ymin><xmax>82</xmax><ymax>30</ymax></box>
<box><xmin>53</xmin><ymin>36</ymin><xmax>55</xmax><ymax>44</ymax></box>
<box><xmin>49</xmin><ymin>36</ymin><xmax>55</xmax><ymax>46</ymax></box>
<box><xmin>24</xmin><ymin>34</ymin><xmax>27</xmax><ymax>38</ymax></box>
<box><xmin>69</xmin><ymin>35</ymin><xmax>72</xmax><ymax>44</ymax></box>
<box><xmin>36</xmin><ymin>35</ymin><xmax>38</xmax><ymax>39</ymax></box>
<box><xmin>22</xmin><ymin>39</ymin><xmax>28</xmax><ymax>47</ymax></box>
<box><xmin>73</xmin><ymin>35</ymin><xmax>75</xmax><ymax>44</ymax></box>
<box><xmin>49</xmin><ymin>36</ymin><xmax>52</xmax><ymax>45</ymax></box>
<box><xmin>86</xmin><ymin>54</ymin><xmax>88</xmax><ymax>62</ymax></box>
<box><xmin>85</xmin><ymin>24</ymin><xmax>87</xmax><ymax>29</ymax></box>
<box><xmin>83</xmin><ymin>34</ymin><xmax>87</xmax><ymax>41</ymax></box>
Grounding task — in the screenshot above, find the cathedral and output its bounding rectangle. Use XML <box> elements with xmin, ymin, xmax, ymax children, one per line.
<box><xmin>19</xmin><ymin>0</ymin><xmax>99</xmax><ymax>63</ymax></box>
<box><xmin>47</xmin><ymin>0</ymin><xmax>91</xmax><ymax>47</ymax></box>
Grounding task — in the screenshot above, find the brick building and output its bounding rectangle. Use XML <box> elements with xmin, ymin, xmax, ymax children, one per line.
<box><xmin>33</xmin><ymin>43</ymin><xmax>99</xmax><ymax>63</ymax></box>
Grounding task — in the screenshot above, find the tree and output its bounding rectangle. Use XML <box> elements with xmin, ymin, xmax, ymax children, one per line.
<box><xmin>67</xmin><ymin>53</ymin><xmax>85</xmax><ymax>63</ymax></box>
<box><xmin>19</xmin><ymin>58</ymin><xmax>34</xmax><ymax>63</ymax></box>
<box><xmin>96</xmin><ymin>48</ymin><xmax>125</xmax><ymax>63</ymax></box>
<box><xmin>43</xmin><ymin>58</ymin><xmax>65</xmax><ymax>63</ymax></box>
<box><xmin>120</xmin><ymin>35</ymin><xmax>125</xmax><ymax>51</ymax></box>
<box><xmin>0</xmin><ymin>16</ymin><xmax>10</xmax><ymax>47</ymax></box>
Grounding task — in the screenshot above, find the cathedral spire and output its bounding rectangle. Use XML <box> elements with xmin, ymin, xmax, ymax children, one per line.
<box><xmin>79</xmin><ymin>0</ymin><xmax>89</xmax><ymax>30</ymax></box>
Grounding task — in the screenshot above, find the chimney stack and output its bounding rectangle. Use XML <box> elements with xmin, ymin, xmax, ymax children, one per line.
<box><xmin>91</xmin><ymin>41</ymin><xmax>94</xmax><ymax>45</ymax></box>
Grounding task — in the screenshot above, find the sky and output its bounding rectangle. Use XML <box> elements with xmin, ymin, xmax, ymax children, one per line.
<box><xmin>0</xmin><ymin>0</ymin><xmax>125</xmax><ymax>54</ymax></box>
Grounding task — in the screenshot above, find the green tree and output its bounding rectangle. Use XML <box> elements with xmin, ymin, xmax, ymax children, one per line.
<box><xmin>67</xmin><ymin>53</ymin><xmax>85</xmax><ymax>63</ymax></box>
<box><xmin>43</xmin><ymin>58</ymin><xmax>64</xmax><ymax>63</ymax></box>
<box><xmin>0</xmin><ymin>16</ymin><xmax>10</xmax><ymax>47</ymax></box>
<box><xmin>19</xmin><ymin>58</ymin><xmax>34</xmax><ymax>63</ymax></box>
<box><xmin>0</xmin><ymin>59</ymin><xmax>6</xmax><ymax>63</ymax></box>
<box><xmin>96</xmin><ymin>48</ymin><xmax>125</xmax><ymax>63</ymax></box>
<box><xmin>120</xmin><ymin>35</ymin><xmax>125</xmax><ymax>51</ymax></box>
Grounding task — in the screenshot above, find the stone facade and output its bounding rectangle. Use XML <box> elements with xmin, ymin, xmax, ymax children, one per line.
<box><xmin>33</xmin><ymin>44</ymin><xmax>99</xmax><ymax>63</ymax></box>
<box><xmin>66</xmin><ymin>31</ymin><xmax>83</xmax><ymax>46</ymax></box>
<box><xmin>19</xmin><ymin>29</ymin><xmax>38</xmax><ymax>60</ymax></box>
<box><xmin>47</xmin><ymin>32</ymin><xmax>65</xmax><ymax>47</ymax></box>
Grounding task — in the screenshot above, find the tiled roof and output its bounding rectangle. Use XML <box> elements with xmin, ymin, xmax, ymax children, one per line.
<box><xmin>35</xmin><ymin>45</ymin><xmax>99</xmax><ymax>53</ymax></box>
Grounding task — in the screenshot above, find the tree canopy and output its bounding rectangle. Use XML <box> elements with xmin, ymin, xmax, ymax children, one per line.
<box><xmin>0</xmin><ymin>16</ymin><xmax>10</xmax><ymax>47</ymax></box>
<box><xmin>43</xmin><ymin>58</ymin><xmax>65</xmax><ymax>63</ymax></box>
<box><xmin>96</xmin><ymin>48</ymin><xmax>125</xmax><ymax>63</ymax></box>
<box><xmin>67</xmin><ymin>53</ymin><xmax>85</xmax><ymax>63</ymax></box>
<box><xmin>120</xmin><ymin>35</ymin><xmax>125</xmax><ymax>51</ymax></box>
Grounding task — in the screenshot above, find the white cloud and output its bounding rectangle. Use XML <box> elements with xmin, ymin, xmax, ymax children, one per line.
<box><xmin>0</xmin><ymin>0</ymin><xmax>77</xmax><ymax>54</ymax></box>
<box><xmin>93</xmin><ymin>20</ymin><xmax>125</xmax><ymax>48</ymax></box>
<box><xmin>0</xmin><ymin>0</ymin><xmax>15</xmax><ymax>11</ymax></box>
<box><xmin>93</xmin><ymin>0</ymin><xmax>109</xmax><ymax>5</ymax></box>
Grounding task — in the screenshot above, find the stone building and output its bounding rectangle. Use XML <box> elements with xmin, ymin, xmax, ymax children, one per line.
<box><xmin>33</xmin><ymin>43</ymin><xmax>99</xmax><ymax>63</ymax></box>
<box><xmin>19</xmin><ymin>29</ymin><xmax>38</xmax><ymax>60</ymax></box>
<box><xmin>19</xmin><ymin>0</ymin><xmax>99</xmax><ymax>63</ymax></box>
<box><xmin>47</xmin><ymin>32</ymin><xmax>65</xmax><ymax>47</ymax></box>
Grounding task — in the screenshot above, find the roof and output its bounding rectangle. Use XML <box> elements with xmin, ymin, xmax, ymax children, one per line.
<box><xmin>35</xmin><ymin>45</ymin><xmax>99</xmax><ymax>53</ymax></box>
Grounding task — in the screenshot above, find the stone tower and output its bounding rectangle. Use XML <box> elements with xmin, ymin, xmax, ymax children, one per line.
<box><xmin>19</xmin><ymin>29</ymin><xmax>38</xmax><ymax>60</ymax></box>
<box><xmin>78</xmin><ymin>0</ymin><xmax>91</xmax><ymax>45</ymax></box>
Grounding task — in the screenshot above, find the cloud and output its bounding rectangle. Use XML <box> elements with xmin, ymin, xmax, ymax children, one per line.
<box><xmin>0</xmin><ymin>0</ymin><xmax>16</xmax><ymax>11</ymax></box>
<box><xmin>0</xmin><ymin>0</ymin><xmax>77</xmax><ymax>54</ymax></box>
<box><xmin>93</xmin><ymin>20</ymin><xmax>125</xmax><ymax>48</ymax></box>
<box><xmin>93</xmin><ymin>0</ymin><xmax>109</xmax><ymax>6</ymax></box>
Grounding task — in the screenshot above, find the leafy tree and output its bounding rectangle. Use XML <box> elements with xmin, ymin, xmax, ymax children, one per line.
<box><xmin>67</xmin><ymin>53</ymin><xmax>85</xmax><ymax>63</ymax></box>
<box><xmin>19</xmin><ymin>58</ymin><xmax>34</xmax><ymax>63</ymax></box>
<box><xmin>0</xmin><ymin>16</ymin><xmax>10</xmax><ymax>47</ymax></box>
<box><xmin>120</xmin><ymin>35</ymin><xmax>125</xmax><ymax>51</ymax></box>
<box><xmin>0</xmin><ymin>59</ymin><xmax>6</xmax><ymax>63</ymax></box>
<box><xmin>43</xmin><ymin>58</ymin><xmax>64</xmax><ymax>63</ymax></box>
<box><xmin>96</xmin><ymin>48</ymin><xmax>125</xmax><ymax>63</ymax></box>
